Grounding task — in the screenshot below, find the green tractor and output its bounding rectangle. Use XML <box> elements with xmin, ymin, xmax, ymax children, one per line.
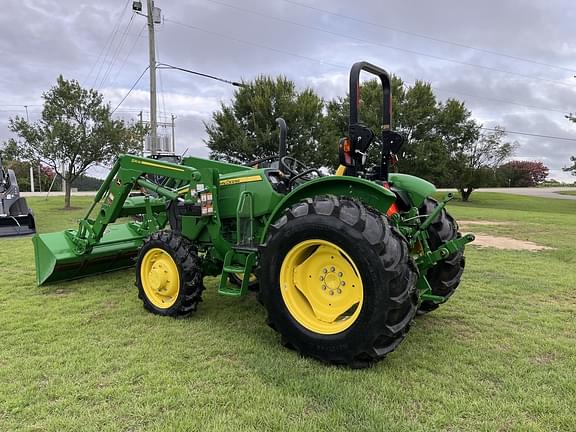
<box><xmin>33</xmin><ymin>62</ymin><xmax>473</xmax><ymax>367</ymax></box>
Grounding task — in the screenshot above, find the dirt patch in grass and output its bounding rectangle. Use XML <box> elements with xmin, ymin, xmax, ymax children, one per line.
<box><xmin>472</xmin><ymin>234</ymin><xmax>553</xmax><ymax>251</ymax></box>
<box><xmin>532</xmin><ymin>352</ymin><xmax>557</xmax><ymax>365</ymax></box>
<box><xmin>458</xmin><ymin>220</ymin><xmax>552</xmax><ymax>251</ymax></box>
<box><xmin>459</xmin><ymin>220</ymin><xmax>514</xmax><ymax>227</ymax></box>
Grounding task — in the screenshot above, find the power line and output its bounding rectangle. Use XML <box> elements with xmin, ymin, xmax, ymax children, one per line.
<box><xmin>111</xmin><ymin>66</ymin><xmax>150</xmax><ymax>114</ymax></box>
<box><xmin>0</xmin><ymin>104</ymin><xmax>42</xmax><ymax>106</ymax></box>
<box><xmin>279</xmin><ymin>0</ymin><xmax>576</xmax><ymax>74</ymax></box>
<box><xmin>164</xmin><ymin>17</ymin><xmax>347</xmax><ymax>70</ymax></box>
<box><xmin>163</xmin><ymin>17</ymin><xmax>571</xmax><ymax>116</ymax></box>
<box><xmin>428</xmin><ymin>85</ymin><xmax>569</xmax><ymax>115</ymax></box>
<box><xmin>203</xmin><ymin>0</ymin><xmax>576</xmax><ymax>89</ymax></box>
<box><xmin>481</xmin><ymin>127</ymin><xmax>576</xmax><ymax>142</ymax></box>
<box><xmin>112</xmin><ymin>22</ymin><xmax>147</xmax><ymax>83</ymax></box>
<box><xmin>89</xmin><ymin>0</ymin><xmax>132</xmax><ymax>87</ymax></box>
<box><xmin>157</xmin><ymin>62</ymin><xmax>246</xmax><ymax>87</ymax></box>
<box><xmin>156</xmin><ymin>37</ymin><xmax>167</xmax><ymax>118</ymax></box>
<box><xmin>98</xmin><ymin>12</ymin><xmax>136</xmax><ymax>89</ymax></box>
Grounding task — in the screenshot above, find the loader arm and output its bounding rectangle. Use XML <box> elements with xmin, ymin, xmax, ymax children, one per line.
<box><xmin>70</xmin><ymin>155</ymin><xmax>203</xmax><ymax>254</ymax></box>
<box><xmin>33</xmin><ymin>155</ymin><xmax>207</xmax><ymax>285</ymax></box>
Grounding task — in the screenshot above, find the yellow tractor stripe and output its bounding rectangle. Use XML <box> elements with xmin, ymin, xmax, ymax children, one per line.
<box><xmin>219</xmin><ymin>175</ymin><xmax>263</xmax><ymax>186</ymax></box>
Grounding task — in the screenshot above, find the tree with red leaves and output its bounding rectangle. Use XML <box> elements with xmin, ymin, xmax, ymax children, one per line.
<box><xmin>497</xmin><ymin>160</ymin><xmax>549</xmax><ymax>187</ymax></box>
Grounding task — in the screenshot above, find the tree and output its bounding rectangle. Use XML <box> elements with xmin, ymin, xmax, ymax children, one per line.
<box><xmin>205</xmin><ymin>76</ymin><xmax>327</xmax><ymax>167</ymax></box>
<box><xmin>320</xmin><ymin>77</ymin><xmax>407</xmax><ymax>172</ymax></box>
<box><xmin>565</xmin><ymin>115</ymin><xmax>576</xmax><ymax>176</ymax></box>
<box><xmin>564</xmin><ymin>156</ymin><xmax>576</xmax><ymax>176</ymax></box>
<box><xmin>322</xmin><ymin>78</ymin><xmax>480</xmax><ymax>185</ymax></box>
<box><xmin>497</xmin><ymin>160</ymin><xmax>549</xmax><ymax>187</ymax></box>
<box><xmin>5</xmin><ymin>76</ymin><xmax>146</xmax><ymax>208</ymax></box>
<box><xmin>447</xmin><ymin>127</ymin><xmax>517</xmax><ymax>201</ymax></box>
<box><xmin>0</xmin><ymin>159</ymin><xmax>55</xmax><ymax>192</ymax></box>
<box><xmin>1</xmin><ymin>141</ymin><xmax>56</xmax><ymax>192</ymax></box>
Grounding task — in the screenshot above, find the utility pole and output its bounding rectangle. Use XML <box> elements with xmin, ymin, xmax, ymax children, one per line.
<box><xmin>146</xmin><ymin>0</ymin><xmax>158</xmax><ymax>156</ymax></box>
<box><xmin>29</xmin><ymin>166</ymin><xmax>35</xmax><ymax>193</ymax></box>
<box><xmin>23</xmin><ymin>105</ymin><xmax>36</xmax><ymax>192</ymax></box>
<box><xmin>138</xmin><ymin>110</ymin><xmax>144</xmax><ymax>154</ymax></box>
<box><xmin>171</xmin><ymin>114</ymin><xmax>176</xmax><ymax>153</ymax></box>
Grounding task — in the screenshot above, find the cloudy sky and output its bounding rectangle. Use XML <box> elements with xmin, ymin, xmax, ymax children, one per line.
<box><xmin>1</xmin><ymin>0</ymin><xmax>575</xmax><ymax>181</ymax></box>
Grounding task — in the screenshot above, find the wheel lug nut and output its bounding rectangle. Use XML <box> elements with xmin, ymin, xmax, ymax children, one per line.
<box><xmin>319</xmin><ymin>276</ymin><xmax>324</xmax><ymax>281</ymax></box>
<box><xmin>330</xmin><ymin>266</ymin><xmax>335</xmax><ymax>272</ymax></box>
<box><xmin>322</xmin><ymin>285</ymin><xmax>327</xmax><ymax>290</ymax></box>
<box><xmin>337</xmin><ymin>288</ymin><xmax>342</xmax><ymax>294</ymax></box>
<box><xmin>322</xmin><ymin>268</ymin><xmax>327</xmax><ymax>273</ymax></box>
<box><xmin>340</xmin><ymin>281</ymin><xmax>345</xmax><ymax>286</ymax></box>
<box><xmin>338</xmin><ymin>272</ymin><xmax>343</xmax><ymax>277</ymax></box>
<box><xmin>329</xmin><ymin>290</ymin><xmax>334</xmax><ymax>295</ymax></box>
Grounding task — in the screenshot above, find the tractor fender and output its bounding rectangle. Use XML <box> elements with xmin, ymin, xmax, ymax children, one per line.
<box><xmin>261</xmin><ymin>176</ymin><xmax>396</xmax><ymax>243</ymax></box>
<box><xmin>388</xmin><ymin>173</ymin><xmax>436</xmax><ymax>208</ymax></box>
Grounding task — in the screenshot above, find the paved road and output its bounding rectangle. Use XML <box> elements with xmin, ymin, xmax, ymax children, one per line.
<box><xmin>21</xmin><ymin>191</ymin><xmax>97</xmax><ymax>197</ymax></box>
<box><xmin>438</xmin><ymin>187</ymin><xmax>576</xmax><ymax>200</ymax></box>
<box><xmin>21</xmin><ymin>187</ymin><xmax>576</xmax><ymax>200</ymax></box>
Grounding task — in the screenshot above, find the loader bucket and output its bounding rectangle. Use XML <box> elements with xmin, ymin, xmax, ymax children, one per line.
<box><xmin>33</xmin><ymin>223</ymin><xmax>146</xmax><ymax>285</ymax></box>
<box><xmin>0</xmin><ymin>197</ymin><xmax>36</xmax><ymax>237</ymax></box>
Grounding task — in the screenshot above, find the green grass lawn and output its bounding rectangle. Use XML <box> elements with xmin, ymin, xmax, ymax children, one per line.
<box><xmin>0</xmin><ymin>193</ymin><xmax>575</xmax><ymax>431</ymax></box>
<box><xmin>555</xmin><ymin>190</ymin><xmax>576</xmax><ymax>196</ymax></box>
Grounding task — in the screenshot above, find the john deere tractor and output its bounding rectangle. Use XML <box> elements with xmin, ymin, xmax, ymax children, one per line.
<box><xmin>33</xmin><ymin>62</ymin><xmax>473</xmax><ymax>367</ymax></box>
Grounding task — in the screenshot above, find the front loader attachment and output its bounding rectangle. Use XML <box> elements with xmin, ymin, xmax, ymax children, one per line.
<box><xmin>32</xmin><ymin>155</ymin><xmax>204</xmax><ymax>285</ymax></box>
<box><xmin>33</xmin><ymin>223</ymin><xmax>147</xmax><ymax>285</ymax></box>
<box><xmin>0</xmin><ymin>196</ymin><xmax>36</xmax><ymax>237</ymax></box>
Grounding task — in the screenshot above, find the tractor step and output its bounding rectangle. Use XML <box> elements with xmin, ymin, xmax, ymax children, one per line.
<box><xmin>218</xmin><ymin>250</ymin><xmax>256</xmax><ymax>297</ymax></box>
<box><xmin>222</xmin><ymin>265</ymin><xmax>245</xmax><ymax>274</ymax></box>
<box><xmin>231</xmin><ymin>245</ymin><xmax>258</xmax><ymax>253</ymax></box>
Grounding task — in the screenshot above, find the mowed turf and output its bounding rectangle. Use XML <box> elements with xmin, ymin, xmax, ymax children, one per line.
<box><xmin>556</xmin><ymin>190</ymin><xmax>576</xmax><ymax>196</ymax></box>
<box><xmin>0</xmin><ymin>194</ymin><xmax>574</xmax><ymax>431</ymax></box>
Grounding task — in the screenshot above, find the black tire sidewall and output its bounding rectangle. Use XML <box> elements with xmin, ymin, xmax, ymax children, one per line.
<box><xmin>136</xmin><ymin>234</ymin><xmax>190</xmax><ymax>316</ymax></box>
<box><xmin>261</xmin><ymin>213</ymin><xmax>393</xmax><ymax>360</ymax></box>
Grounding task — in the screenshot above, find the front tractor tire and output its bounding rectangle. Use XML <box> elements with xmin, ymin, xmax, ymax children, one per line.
<box><xmin>260</xmin><ymin>197</ymin><xmax>418</xmax><ymax>368</ymax></box>
<box><xmin>136</xmin><ymin>230</ymin><xmax>204</xmax><ymax>317</ymax></box>
<box><xmin>418</xmin><ymin>198</ymin><xmax>465</xmax><ymax>313</ymax></box>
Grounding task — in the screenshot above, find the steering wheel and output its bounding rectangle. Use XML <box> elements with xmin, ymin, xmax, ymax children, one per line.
<box><xmin>280</xmin><ymin>156</ymin><xmax>310</xmax><ymax>176</ymax></box>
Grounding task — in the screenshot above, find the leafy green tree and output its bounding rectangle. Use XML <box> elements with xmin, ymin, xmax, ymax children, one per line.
<box><xmin>0</xmin><ymin>159</ymin><xmax>55</xmax><ymax>192</ymax></box>
<box><xmin>564</xmin><ymin>156</ymin><xmax>576</xmax><ymax>176</ymax></box>
<box><xmin>319</xmin><ymin>77</ymin><xmax>406</xmax><ymax>171</ymax></box>
<box><xmin>564</xmin><ymin>115</ymin><xmax>576</xmax><ymax>176</ymax></box>
<box><xmin>1</xmin><ymin>142</ymin><xmax>56</xmax><ymax>192</ymax></box>
<box><xmin>448</xmin><ymin>127</ymin><xmax>516</xmax><ymax>201</ymax></box>
<box><xmin>5</xmin><ymin>76</ymin><xmax>146</xmax><ymax>208</ymax></box>
<box><xmin>321</xmin><ymin>78</ymin><xmax>480</xmax><ymax>185</ymax></box>
<box><xmin>205</xmin><ymin>76</ymin><xmax>327</xmax><ymax>167</ymax></box>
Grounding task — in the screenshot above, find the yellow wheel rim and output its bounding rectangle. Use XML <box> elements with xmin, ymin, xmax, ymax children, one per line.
<box><xmin>279</xmin><ymin>239</ymin><xmax>364</xmax><ymax>335</ymax></box>
<box><xmin>140</xmin><ymin>248</ymin><xmax>180</xmax><ymax>309</ymax></box>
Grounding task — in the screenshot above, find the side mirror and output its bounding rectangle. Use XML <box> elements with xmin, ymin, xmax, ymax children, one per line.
<box><xmin>382</xmin><ymin>131</ymin><xmax>404</xmax><ymax>154</ymax></box>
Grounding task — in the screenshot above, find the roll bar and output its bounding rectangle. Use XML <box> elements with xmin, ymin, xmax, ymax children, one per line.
<box><xmin>349</xmin><ymin>61</ymin><xmax>392</xmax><ymax>130</ymax></box>
<box><xmin>342</xmin><ymin>61</ymin><xmax>402</xmax><ymax>181</ymax></box>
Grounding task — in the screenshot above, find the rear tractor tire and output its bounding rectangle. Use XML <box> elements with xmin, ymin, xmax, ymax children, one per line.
<box><xmin>418</xmin><ymin>198</ymin><xmax>465</xmax><ymax>313</ymax></box>
<box><xmin>136</xmin><ymin>230</ymin><xmax>204</xmax><ymax>317</ymax></box>
<box><xmin>260</xmin><ymin>197</ymin><xmax>418</xmax><ymax>368</ymax></box>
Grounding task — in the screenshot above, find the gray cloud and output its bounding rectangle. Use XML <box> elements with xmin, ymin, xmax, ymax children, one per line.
<box><xmin>1</xmin><ymin>0</ymin><xmax>575</xmax><ymax>181</ymax></box>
